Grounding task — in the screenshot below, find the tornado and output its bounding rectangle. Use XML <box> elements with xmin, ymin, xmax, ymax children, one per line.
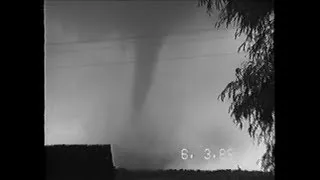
<box><xmin>112</xmin><ymin>2</ymin><xmax>198</xmax><ymax>169</ymax></box>
<box><xmin>111</xmin><ymin>4</ymin><xmax>172</xmax><ymax>168</ymax></box>
<box><xmin>131</xmin><ymin>34</ymin><xmax>163</xmax><ymax>120</ymax></box>
<box><xmin>116</xmin><ymin>3</ymin><xmax>174</xmax><ymax>144</ymax></box>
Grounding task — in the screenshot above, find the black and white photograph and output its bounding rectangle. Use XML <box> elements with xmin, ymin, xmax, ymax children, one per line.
<box><xmin>44</xmin><ymin>0</ymin><xmax>276</xmax><ymax>179</ymax></box>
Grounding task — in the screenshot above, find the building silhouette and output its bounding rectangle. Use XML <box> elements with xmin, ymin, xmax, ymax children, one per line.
<box><xmin>45</xmin><ymin>144</ymin><xmax>115</xmax><ymax>180</ymax></box>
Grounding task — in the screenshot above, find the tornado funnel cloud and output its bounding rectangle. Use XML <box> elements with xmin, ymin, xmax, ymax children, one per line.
<box><xmin>129</xmin><ymin>36</ymin><xmax>164</xmax><ymax>151</ymax></box>
<box><xmin>114</xmin><ymin>3</ymin><xmax>197</xmax><ymax>170</ymax></box>
<box><xmin>131</xmin><ymin>37</ymin><xmax>162</xmax><ymax>117</ymax></box>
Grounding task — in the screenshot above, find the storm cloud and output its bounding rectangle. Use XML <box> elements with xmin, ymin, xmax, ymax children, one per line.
<box><xmin>45</xmin><ymin>1</ymin><xmax>265</xmax><ymax>171</ymax></box>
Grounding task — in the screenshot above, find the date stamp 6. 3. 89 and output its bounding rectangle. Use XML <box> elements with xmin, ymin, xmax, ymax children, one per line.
<box><xmin>181</xmin><ymin>147</ymin><xmax>232</xmax><ymax>160</ymax></box>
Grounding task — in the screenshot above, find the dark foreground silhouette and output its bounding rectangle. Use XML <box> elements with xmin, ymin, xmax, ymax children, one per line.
<box><xmin>46</xmin><ymin>145</ymin><xmax>274</xmax><ymax>180</ymax></box>
<box><xmin>114</xmin><ymin>168</ymin><xmax>274</xmax><ymax>180</ymax></box>
<box><xmin>45</xmin><ymin>145</ymin><xmax>115</xmax><ymax>180</ymax></box>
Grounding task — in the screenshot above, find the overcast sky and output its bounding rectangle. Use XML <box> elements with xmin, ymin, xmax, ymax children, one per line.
<box><xmin>45</xmin><ymin>0</ymin><xmax>266</xmax><ymax>171</ymax></box>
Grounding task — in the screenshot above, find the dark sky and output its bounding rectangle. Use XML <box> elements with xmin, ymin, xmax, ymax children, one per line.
<box><xmin>45</xmin><ymin>0</ymin><xmax>266</xmax><ymax>171</ymax></box>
